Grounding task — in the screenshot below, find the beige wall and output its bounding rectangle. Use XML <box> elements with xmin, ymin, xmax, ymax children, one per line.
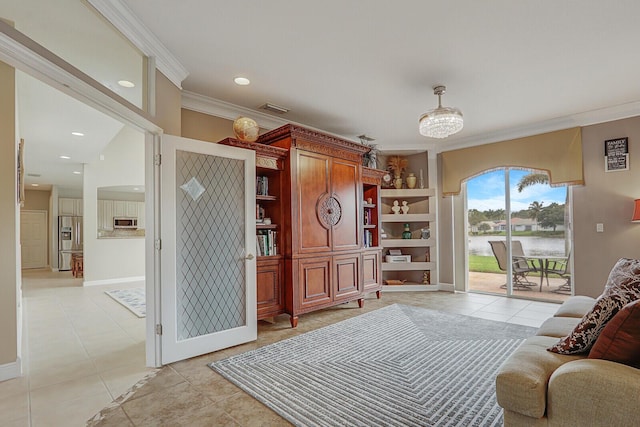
<box><xmin>154</xmin><ymin>70</ymin><xmax>181</xmax><ymax>136</ymax></box>
<box><xmin>572</xmin><ymin>116</ymin><xmax>640</xmax><ymax>297</ymax></box>
<box><xmin>181</xmin><ymin>109</ymin><xmax>234</xmax><ymax>142</ymax></box>
<box><xmin>22</xmin><ymin>189</ymin><xmax>50</xmax><ymax>211</ymax></box>
<box><xmin>0</xmin><ymin>59</ymin><xmax>18</xmax><ymax>369</ymax></box>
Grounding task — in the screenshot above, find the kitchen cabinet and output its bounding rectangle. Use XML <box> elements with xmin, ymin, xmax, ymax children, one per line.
<box><xmin>137</xmin><ymin>202</ymin><xmax>145</xmax><ymax>229</ymax></box>
<box><xmin>59</xmin><ymin>198</ymin><xmax>83</xmax><ymax>216</ymax></box>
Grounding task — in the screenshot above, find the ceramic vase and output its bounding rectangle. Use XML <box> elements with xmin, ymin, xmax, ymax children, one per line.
<box><xmin>406</xmin><ymin>173</ymin><xmax>417</xmax><ymax>189</ymax></box>
<box><xmin>394</xmin><ymin>177</ymin><xmax>403</xmax><ymax>189</ymax></box>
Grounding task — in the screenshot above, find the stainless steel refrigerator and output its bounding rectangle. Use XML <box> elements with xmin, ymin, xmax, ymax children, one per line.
<box><xmin>58</xmin><ymin>216</ymin><xmax>83</xmax><ymax>271</ymax></box>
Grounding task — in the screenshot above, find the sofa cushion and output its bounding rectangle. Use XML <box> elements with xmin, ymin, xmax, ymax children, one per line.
<box><xmin>496</xmin><ymin>335</ymin><xmax>584</xmax><ymax>419</ymax></box>
<box><xmin>588</xmin><ymin>300</ymin><xmax>640</xmax><ymax>368</ymax></box>
<box><xmin>548</xmin><ymin>258</ymin><xmax>640</xmax><ymax>355</ymax></box>
<box><xmin>536</xmin><ymin>316</ymin><xmax>581</xmax><ymax>338</ymax></box>
<box><xmin>553</xmin><ymin>295</ymin><xmax>595</xmax><ymax>318</ymax></box>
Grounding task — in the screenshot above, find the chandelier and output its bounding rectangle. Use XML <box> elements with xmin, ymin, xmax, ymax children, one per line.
<box><xmin>418</xmin><ymin>85</ymin><xmax>463</xmax><ymax>139</ymax></box>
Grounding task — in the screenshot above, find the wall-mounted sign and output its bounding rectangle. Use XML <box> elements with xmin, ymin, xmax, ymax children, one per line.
<box><xmin>604</xmin><ymin>137</ymin><xmax>629</xmax><ymax>172</ymax></box>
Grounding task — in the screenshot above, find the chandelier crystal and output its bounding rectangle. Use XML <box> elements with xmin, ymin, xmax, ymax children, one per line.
<box><xmin>418</xmin><ymin>85</ymin><xmax>464</xmax><ymax>139</ymax></box>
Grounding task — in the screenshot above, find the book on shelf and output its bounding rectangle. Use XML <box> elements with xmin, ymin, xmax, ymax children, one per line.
<box><xmin>256</xmin><ymin>204</ymin><xmax>265</xmax><ymax>221</ymax></box>
<box><xmin>363</xmin><ymin>229</ymin><xmax>373</xmax><ymax>248</ymax></box>
<box><xmin>256</xmin><ymin>176</ymin><xmax>269</xmax><ymax>196</ymax></box>
<box><xmin>256</xmin><ymin>230</ymin><xmax>277</xmax><ymax>256</ymax></box>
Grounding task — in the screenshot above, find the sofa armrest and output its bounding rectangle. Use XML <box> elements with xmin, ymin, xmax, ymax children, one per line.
<box><xmin>548</xmin><ymin>359</ymin><xmax>640</xmax><ymax>427</ymax></box>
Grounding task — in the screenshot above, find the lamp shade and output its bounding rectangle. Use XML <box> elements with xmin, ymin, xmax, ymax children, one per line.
<box><xmin>632</xmin><ymin>199</ymin><xmax>640</xmax><ymax>222</ymax></box>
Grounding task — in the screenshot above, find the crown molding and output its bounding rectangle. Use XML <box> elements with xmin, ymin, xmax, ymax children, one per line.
<box><xmin>88</xmin><ymin>0</ymin><xmax>189</xmax><ymax>89</ymax></box>
<box><xmin>182</xmin><ymin>91</ymin><xmax>288</xmax><ymax>130</ymax></box>
<box><xmin>433</xmin><ymin>100</ymin><xmax>640</xmax><ymax>153</ymax></box>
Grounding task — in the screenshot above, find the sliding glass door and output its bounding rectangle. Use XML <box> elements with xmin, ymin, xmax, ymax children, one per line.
<box><xmin>466</xmin><ymin>168</ymin><xmax>572</xmax><ymax>301</ymax></box>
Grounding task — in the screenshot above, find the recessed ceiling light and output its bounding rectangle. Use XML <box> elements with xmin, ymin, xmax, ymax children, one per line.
<box><xmin>31</xmin><ymin>183</ymin><xmax>39</xmax><ymax>187</ymax></box>
<box><xmin>118</xmin><ymin>80</ymin><xmax>135</xmax><ymax>88</ymax></box>
<box><xmin>59</xmin><ymin>155</ymin><xmax>71</xmax><ymax>160</ymax></box>
<box><xmin>234</xmin><ymin>77</ymin><xmax>250</xmax><ymax>86</ymax></box>
<box><xmin>73</xmin><ymin>171</ymin><xmax>82</xmax><ymax>175</ymax></box>
<box><xmin>71</xmin><ymin>131</ymin><xmax>84</xmax><ymax>137</ymax></box>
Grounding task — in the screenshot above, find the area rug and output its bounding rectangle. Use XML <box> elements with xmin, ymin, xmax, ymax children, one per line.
<box><xmin>105</xmin><ymin>288</ymin><xmax>146</xmax><ymax>318</ymax></box>
<box><xmin>210</xmin><ymin>304</ymin><xmax>537</xmax><ymax>427</ymax></box>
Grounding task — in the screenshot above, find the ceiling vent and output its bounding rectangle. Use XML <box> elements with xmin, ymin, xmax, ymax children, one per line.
<box><xmin>260</xmin><ymin>103</ymin><xmax>290</xmax><ymax>114</ymax></box>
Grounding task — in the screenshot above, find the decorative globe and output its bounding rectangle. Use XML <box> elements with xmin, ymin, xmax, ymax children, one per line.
<box><xmin>233</xmin><ymin>117</ymin><xmax>259</xmax><ymax>142</ymax></box>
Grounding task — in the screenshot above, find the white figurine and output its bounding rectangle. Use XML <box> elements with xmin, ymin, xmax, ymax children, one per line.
<box><xmin>401</xmin><ymin>201</ymin><xmax>410</xmax><ymax>214</ymax></box>
<box><xmin>391</xmin><ymin>200</ymin><xmax>401</xmax><ymax>214</ymax></box>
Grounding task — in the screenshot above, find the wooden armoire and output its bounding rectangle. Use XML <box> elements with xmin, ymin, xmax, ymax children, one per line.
<box><xmin>257</xmin><ymin>124</ymin><xmax>383</xmax><ymax>327</ymax></box>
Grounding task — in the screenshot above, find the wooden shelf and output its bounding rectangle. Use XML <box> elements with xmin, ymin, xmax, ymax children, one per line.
<box><xmin>363</xmin><ymin>203</ymin><xmax>376</xmax><ymax>209</ymax></box>
<box><xmin>256</xmin><ymin>195</ymin><xmax>277</xmax><ymax>201</ymax></box>
<box><xmin>381</xmin><ymin>188</ymin><xmax>435</xmax><ymax>198</ymax></box>
<box><xmin>256</xmin><ymin>224</ymin><xmax>278</xmax><ymax>230</ymax></box>
<box><xmin>363</xmin><ymin>224</ymin><xmax>377</xmax><ymax>229</ymax></box>
<box><xmin>382</xmin><ymin>261</ymin><xmax>435</xmax><ymax>271</ymax></box>
<box><xmin>381</xmin><ymin>213</ymin><xmax>435</xmax><ymax>222</ymax></box>
<box><xmin>381</xmin><ymin>238</ymin><xmax>433</xmax><ymax>248</ymax></box>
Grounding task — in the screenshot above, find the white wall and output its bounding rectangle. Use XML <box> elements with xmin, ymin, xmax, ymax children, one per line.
<box><xmin>83</xmin><ymin>125</ymin><xmax>145</xmax><ymax>285</ymax></box>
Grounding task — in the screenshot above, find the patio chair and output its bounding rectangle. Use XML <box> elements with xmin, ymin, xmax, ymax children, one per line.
<box><xmin>547</xmin><ymin>252</ymin><xmax>572</xmax><ymax>294</ymax></box>
<box><xmin>489</xmin><ymin>240</ymin><xmax>537</xmax><ymax>290</ymax></box>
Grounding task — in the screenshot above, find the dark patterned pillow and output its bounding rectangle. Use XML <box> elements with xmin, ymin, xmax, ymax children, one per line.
<box><xmin>548</xmin><ymin>294</ymin><xmax>629</xmax><ymax>354</ymax></box>
<box><xmin>548</xmin><ymin>258</ymin><xmax>640</xmax><ymax>355</ymax></box>
<box><xmin>588</xmin><ymin>300</ymin><xmax>640</xmax><ymax>368</ymax></box>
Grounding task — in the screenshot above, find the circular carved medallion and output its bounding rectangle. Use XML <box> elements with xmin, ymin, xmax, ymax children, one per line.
<box><xmin>318</xmin><ymin>195</ymin><xmax>342</xmax><ymax>228</ymax></box>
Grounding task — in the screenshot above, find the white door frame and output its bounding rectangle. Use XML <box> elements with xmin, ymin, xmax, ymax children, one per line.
<box><xmin>0</xmin><ymin>22</ymin><xmax>165</xmax><ymax>367</ymax></box>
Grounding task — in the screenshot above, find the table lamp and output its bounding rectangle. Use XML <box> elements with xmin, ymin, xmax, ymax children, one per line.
<box><xmin>632</xmin><ymin>199</ymin><xmax>640</xmax><ymax>222</ymax></box>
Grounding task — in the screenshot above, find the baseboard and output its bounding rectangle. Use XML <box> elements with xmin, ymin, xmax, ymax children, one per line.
<box><xmin>83</xmin><ymin>276</ymin><xmax>146</xmax><ymax>286</ymax></box>
<box><xmin>0</xmin><ymin>358</ymin><xmax>22</xmax><ymax>382</ymax></box>
<box><xmin>438</xmin><ymin>282</ymin><xmax>456</xmax><ymax>292</ymax></box>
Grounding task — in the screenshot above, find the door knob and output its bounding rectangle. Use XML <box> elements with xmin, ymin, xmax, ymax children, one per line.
<box><xmin>245</xmin><ymin>253</ymin><xmax>255</xmax><ymax>260</ymax></box>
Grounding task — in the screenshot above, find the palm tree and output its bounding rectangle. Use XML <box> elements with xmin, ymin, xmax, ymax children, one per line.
<box><xmin>516</xmin><ymin>173</ymin><xmax>549</xmax><ymax>192</ymax></box>
<box><xmin>517</xmin><ymin>171</ymin><xmax>571</xmax><ymax>253</ymax></box>
<box><xmin>528</xmin><ymin>201</ymin><xmax>544</xmax><ymax>226</ymax></box>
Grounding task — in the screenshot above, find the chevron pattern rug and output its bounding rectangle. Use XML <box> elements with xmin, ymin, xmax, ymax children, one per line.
<box><xmin>210</xmin><ymin>304</ymin><xmax>536</xmax><ymax>427</ymax></box>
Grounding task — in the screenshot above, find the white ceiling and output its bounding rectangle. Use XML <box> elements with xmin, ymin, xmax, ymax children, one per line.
<box><xmin>121</xmin><ymin>0</ymin><xmax>640</xmax><ymax>149</ymax></box>
<box><xmin>6</xmin><ymin>0</ymin><xmax>640</xmax><ymax>191</ymax></box>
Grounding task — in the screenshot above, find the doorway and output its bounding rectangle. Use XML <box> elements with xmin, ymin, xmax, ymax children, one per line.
<box><xmin>20</xmin><ymin>210</ymin><xmax>48</xmax><ymax>269</ymax></box>
<box><xmin>465</xmin><ymin>168</ymin><xmax>573</xmax><ymax>302</ymax></box>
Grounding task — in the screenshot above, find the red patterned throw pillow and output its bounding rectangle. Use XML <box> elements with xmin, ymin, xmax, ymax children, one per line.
<box><xmin>588</xmin><ymin>300</ymin><xmax>640</xmax><ymax>368</ymax></box>
<box><xmin>548</xmin><ymin>258</ymin><xmax>640</xmax><ymax>355</ymax></box>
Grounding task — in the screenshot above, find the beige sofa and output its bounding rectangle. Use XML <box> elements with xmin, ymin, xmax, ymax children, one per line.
<box><xmin>496</xmin><ymin>295</ymin><xmax>640</xmax><ymax>427</ymax></box>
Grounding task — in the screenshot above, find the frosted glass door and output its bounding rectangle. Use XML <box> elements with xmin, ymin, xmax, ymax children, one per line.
<box><xmin>160</xmin><ymin>135</ymin><xmax>256</xmax><ymax>364</ymax></box>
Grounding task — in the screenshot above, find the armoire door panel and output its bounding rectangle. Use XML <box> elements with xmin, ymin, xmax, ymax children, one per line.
<box><xmin>331</xmin><ymin>160</ymin><xmax>360</xmax><ymax>250</ymax></box>
<box><xmin>256</xmin><ymin>259</ymin><xmax>283</xmax><ymax>317</ymax></box>
<box><xmin>298</xmin><ymin>257</ymin><xmax>332</xmax><ymax>308</ymax></box>
<box><xmin>363</xmin><ymin>251</ymin><xmax>381</xmax><ymax>291</ymax></box>
<box><xmin>333</xmin><ymin>253</ymin><xmax>360</xmax><ymax>300</ymax></box>
<box><xmin>297</xmin><ymin>151</ymin><xmax>331</xmax><ymax>253</ymax></box>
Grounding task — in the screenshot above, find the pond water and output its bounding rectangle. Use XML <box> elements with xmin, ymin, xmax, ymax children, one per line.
<box><xmin>469</xmin><ymin>235</ymin><xmax>567</xmax><ymax>257</ymax></box>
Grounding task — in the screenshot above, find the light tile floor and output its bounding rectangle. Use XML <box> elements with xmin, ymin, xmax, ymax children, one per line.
<box><xmin>0</xmin><ymin>269</ymin><xmax>153</xmax><ymax>427</ymax></box>
<box><xmin>1</xmin><ymin>270</ymin><xmax>561</xmax><ymax>426</ymax></box>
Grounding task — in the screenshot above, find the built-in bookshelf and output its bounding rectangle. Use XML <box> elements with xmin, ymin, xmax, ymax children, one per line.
<box><xmin>218</xmin><ymin>137</ymin><xmax>288</xmax><ymax>319</ymax></box>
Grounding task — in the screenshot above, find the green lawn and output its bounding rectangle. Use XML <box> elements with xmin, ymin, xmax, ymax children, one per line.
<box><xmin>469</xmin><ymin>255</ymin><xmax>503</xmax><ymax>274</ymax></box>
<box><xmin>469</xmin><ymin>254</ymin><xmax>561</xmax><ymax>278</ymax></box>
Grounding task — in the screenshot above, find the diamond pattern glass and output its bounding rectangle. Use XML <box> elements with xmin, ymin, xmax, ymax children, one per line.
<box><xmin>175</xmin><ymin>150</ymin><xmax>246</xmax><ymax>340</ymax></box>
